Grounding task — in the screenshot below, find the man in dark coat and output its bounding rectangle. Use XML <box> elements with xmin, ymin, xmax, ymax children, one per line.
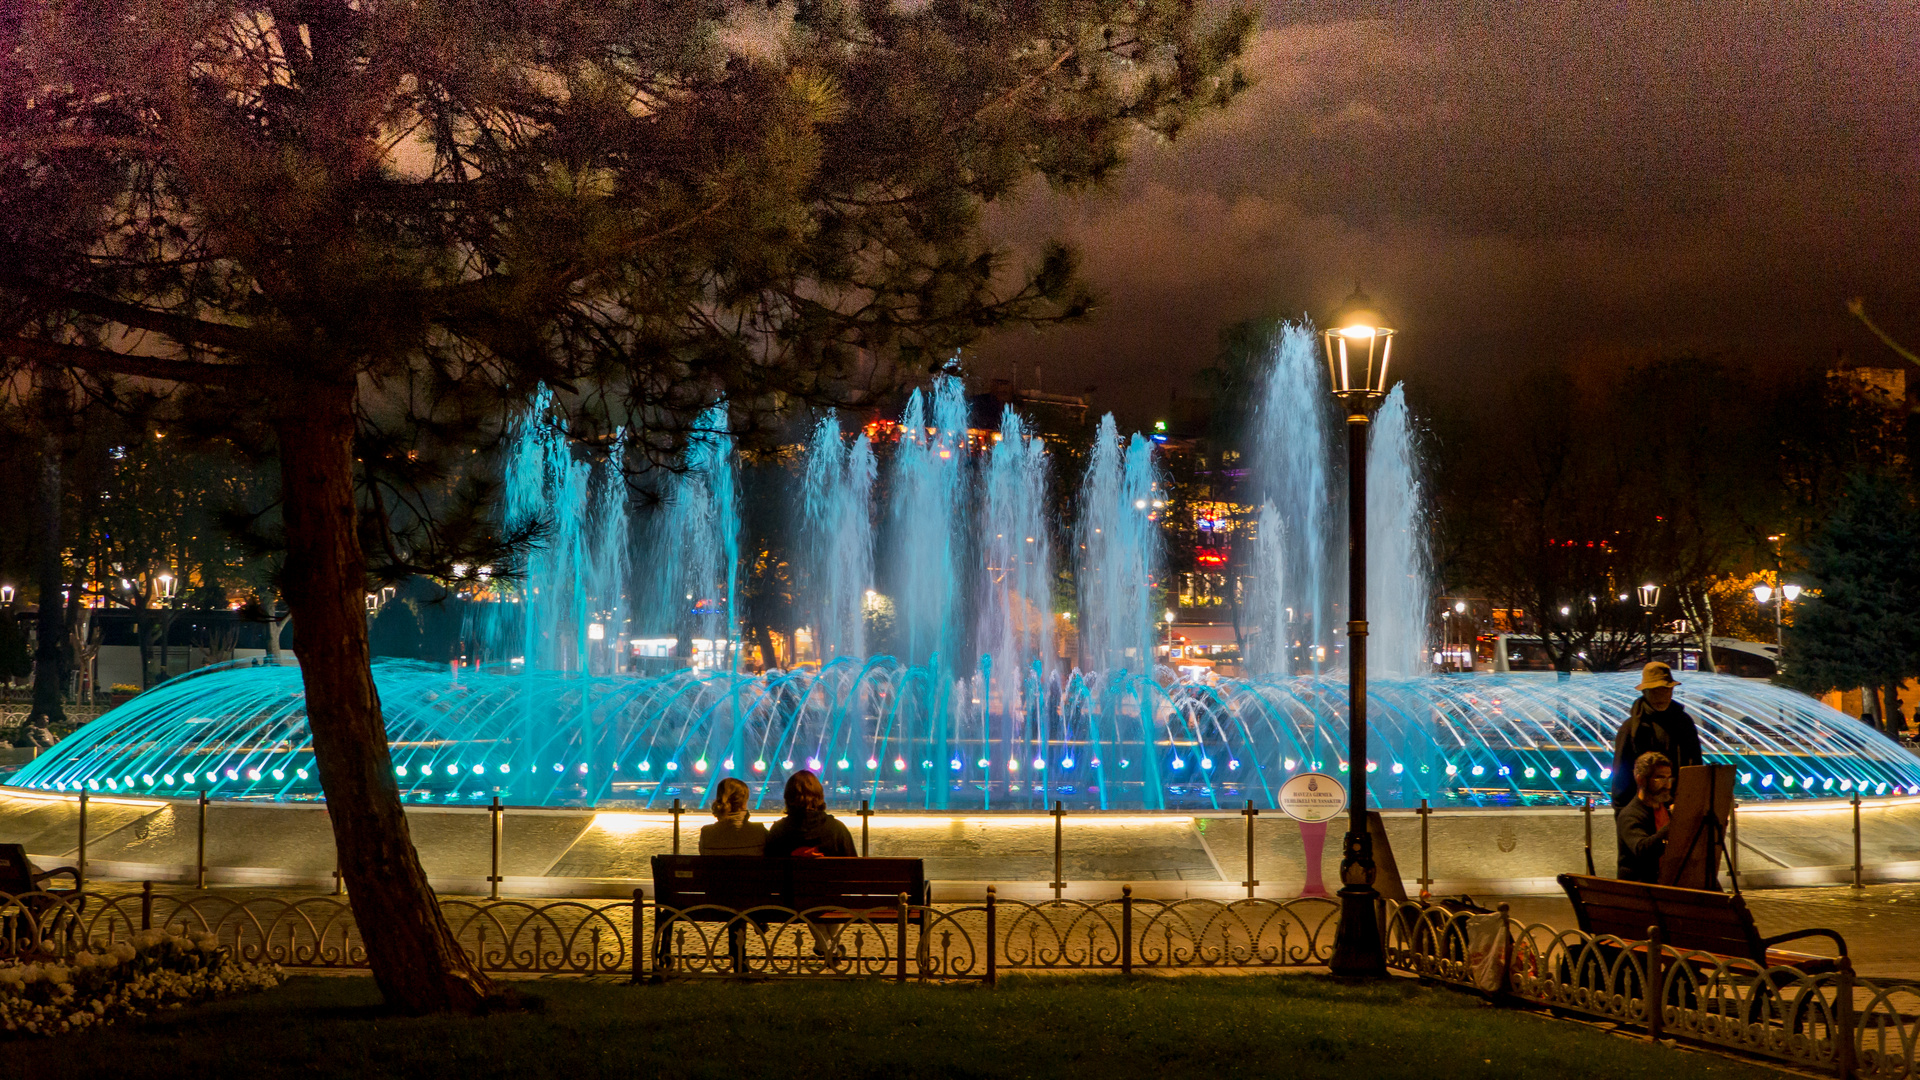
<box><xmin>1610</xmin><ymin>661</ymin><xmax>1703</xmax><ymax>810</ymax></box>
<box><xmin>1616</xmin><ymin>751</ymin><xmax>1675</xmax><ymax>882</ymax></box>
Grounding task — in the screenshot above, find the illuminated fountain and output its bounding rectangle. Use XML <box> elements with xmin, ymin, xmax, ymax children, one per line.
<box><xmin>11</xmin><ymin>339</ymin><xmax>1920</xmax><ymax>813</ymax></box>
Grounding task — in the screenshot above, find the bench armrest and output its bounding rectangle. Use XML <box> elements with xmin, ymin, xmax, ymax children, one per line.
<box><xmin>1760</xmin><ymin>927</ymin><xmax>1848</xmax><ymax>958</ymax></box>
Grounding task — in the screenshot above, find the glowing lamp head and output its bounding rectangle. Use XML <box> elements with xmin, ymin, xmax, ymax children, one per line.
<box><xmin>1637</xmin><ymin>583</ymin><xmax>1660</xmax><ymax>609</ymax></box>
<box><xmin>1753</xmin><ymin>584</ymin><xmax>1773</xmax><ymax>604</ymax></box>
<box><xmin>1320</xmin><ymin>285</ymin><xmax>1397</xmax><ymax>401</ymax></box>
<box><xmin>1781</xmin><ymin>584</ymin><xmax>1802</xmax><ymax>602</ymax></box>
<box><xmin>587</xmin><ymin>622</ymin><xmax>606</xmax><ymax>641</ymax></box>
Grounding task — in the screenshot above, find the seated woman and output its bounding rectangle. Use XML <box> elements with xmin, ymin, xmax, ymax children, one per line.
<box><xmin>765</xmin><ymin>770</ymin><xmax>857</xmax><ymax>857</ymax></box>
<box><xmin>764</xmin><ymin>770</ymin><xmax>857</xmax><ymax>960</ymax></box>
<box><xmin>698</xmin><ymin>777</ymin><xmax>768</xmax><ymax>856</ymax></box>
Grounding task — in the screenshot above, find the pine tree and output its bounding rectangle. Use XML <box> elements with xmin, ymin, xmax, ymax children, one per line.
<box><xmin>0</xmin><ymin>0</ymin><xmax>1250</xmax><ymax>1010</ymax></box>
<box><xmin>1782</xmin><ymin>472</ymin><xmax>1920</xmax><ymax>728</ymax></box>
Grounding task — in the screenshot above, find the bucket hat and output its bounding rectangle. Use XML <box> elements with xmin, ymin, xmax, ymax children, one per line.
<box><xmin>1637</xmin><ymin>661</ymin><xmax>1680</xmax><ymax>691</ymax></box>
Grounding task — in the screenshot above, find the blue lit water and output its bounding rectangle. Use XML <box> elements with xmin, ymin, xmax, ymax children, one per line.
<box><xmin>12</xmin><ymin>334</ymin><xmax>1918</xmax><ymax>810</ymax></box>
<box><xmin>13</xmin><ymin>661</ymin><xmax>1920</xmax><ymax>809</ymax></box>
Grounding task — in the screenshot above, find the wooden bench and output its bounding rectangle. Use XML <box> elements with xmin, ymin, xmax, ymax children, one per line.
<box><xmin>649</xmin><ymin>855</ymin><xmax>928</xmax><ymax>973</ymax></box>
<box><xmin>1557</xmin><ymin>873</ymin><xmax>1847</xmax><ymax>975</ymax></box>
<box><xmin>0</xmin><ymin>843</ymin><xmax>84</xmax><ymax>960</ymax></box>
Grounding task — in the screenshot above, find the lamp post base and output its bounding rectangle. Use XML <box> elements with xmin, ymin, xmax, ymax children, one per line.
<box><xmin>1329</xmin><ymin>882</ymin><xmax>1388</xmax><ymax>977</ymax></box>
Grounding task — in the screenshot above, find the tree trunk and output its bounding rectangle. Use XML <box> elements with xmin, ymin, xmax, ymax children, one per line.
<box><xmin>27</xmin><ymin>430</ymin><xmax>66</xmax><ymax>730</ymax></box>
<box><xmin>274</xmin><ymin>385</ymin><xmax>492</xmax><ymax>1013</ymax></box>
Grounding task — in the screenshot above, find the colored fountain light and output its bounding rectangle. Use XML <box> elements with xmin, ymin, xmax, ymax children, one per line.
<box><xmin>12</xmin><ymin>336</ymin><xmax>1919</xmax><ymax>812</ymax></box>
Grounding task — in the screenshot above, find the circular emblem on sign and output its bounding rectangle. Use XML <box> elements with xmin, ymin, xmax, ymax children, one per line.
<box><xmin>1278</xmin><ymin>771</ymin><xmax>1348</xmax><ymax>823</ymax></box>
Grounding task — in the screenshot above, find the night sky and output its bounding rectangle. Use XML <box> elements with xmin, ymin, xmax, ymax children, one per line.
<box><xmin>972</xmin><ymin>2</ymin><xmax>1920</xmax><ymax>424</ymax></box>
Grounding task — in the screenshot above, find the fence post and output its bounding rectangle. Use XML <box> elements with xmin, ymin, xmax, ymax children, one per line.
<box><xmin>140</xmin><ymin>880</ymin><xmax>153</xmax><ymax>930</ymax></box>
<box><xmin>76</xmin><ymin>788</ymin><xmax>88</xmax><ymax>890</ymax></box>
<box><xmin>641</xmin><ymin>887</ymin><xmax>656</xmax><ymax>980</ymax></box>
<box><xmin>860</xmin><ymin>800</ymin><xmax>873</xmax><ymax>857</ymax></box>
<box><xmin>896</xmin><ymin>892</ymin><xmax>908</xmax><ymax>984</ymax></box>
<box><xmin>1843</xmin><ymin>791</ymin><xmax>1858</xmax><ymax>891</ymax></box>
<box><xmin>1582</xmin><ymin>796</ymin><xmax>1595</xmax><ymax>877</ymax></box>
<box><xmin>1417</xmin><ymin>798</ymin><xmax>1432</xmax><ymax>903</ymax></box>
<box><xmin>1121</xmin><ymin>884</ymin><xmax>1133</xmax><ymax>976</ymax></box>
<box><xmin>1645</xmin><ymin>923</ymin><xmax>1664</xmax><ymax>1043</ymax></box>
<box><xmin>1050</xmin><ymin>801</ymin><xmax>1065</xmax><ymax>900</ymax></box>
<box><xmin>195</xmin><ymin>791</ymin><xmax>208</xmax><ymax>889</ymax></box>
<box><xmin>671</xmin><ymin>798</ymin><xmax>683</xmax><ymax>856</ymax></box>
<box><xmin>488</xmin><ymin>796</ymin><xmax>504</xmax><ymax>900</ymax></box>
<box><xmin>1496</xmin><ymin>901</ymin><xmax>1511</xmax><ymax>995</ymax></box>
<box><xmin>1242</xmin><ymin>801</ymin><xmax>1260</xmax><ymax>898</ymax></box>
<box><xmin>1836</xmin><ymin>955</ymin><xmax>1857</xmax><ymax>1080</ymax></box>
<box><xmin>985</xmin><ymin>886</ymin><xmax>997</xmax><ymax>986</ymax></box>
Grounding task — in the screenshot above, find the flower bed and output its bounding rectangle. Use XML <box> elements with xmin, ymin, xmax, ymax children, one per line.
<box><xmin>0</xmin><ymin>929</ymin><xmax>281</xmax><ymax>1037</ymax></box>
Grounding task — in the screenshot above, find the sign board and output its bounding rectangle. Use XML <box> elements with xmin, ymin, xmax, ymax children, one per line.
<box><xmin>1278</xmin><ymin>772</ymin><xmax>1347</xmax><ymax>823</ymax></box>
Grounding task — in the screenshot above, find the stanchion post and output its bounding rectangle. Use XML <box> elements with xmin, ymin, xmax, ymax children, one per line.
<box><xmin>1050</xmin><ymin>801</ymin><xmax>1065</xmax><ymax>899</ymax></box>
<box><xmin>1852</xmin><ymin>793</ymin><xmax>1864</xmax><ymax>891</ymax></box>
<box><xmin>1582</xmin><ymin>796</ymin><xmax>1595</xmax><ymax>877</ymax></box>
<box><xmin>1417</xmin><ymin>798</ymin><xmax>1432</xmax><ymax>903</ymax></box>
<box><xmin>1646</xmin><ymin>923</ymin><xmax>1664</xmax><ymax>1043</ymax></box>
<box><xmin>195</xmin><ymin>791</ymin><xmax>208</xmax><ymax>889</ymax></box>
<box><xmin>333</xmin><ymin>863</ymin><xmax>343</xmax><ymax>895</ymax></box>
<box><xmin>1242</xmin><ymin>801</ymin><xmax>1260</xmax><ymax>898</ymax></box>
<box><xmin>76</xmin><ymin>789</ymin><xmax>88</xmax><ymax>891</ymax></box>
<box><xmin>1728</xmin><ymin>801</ymin><xmax>1741</xmax><ymax>892</ymax></box>
<box><xmin>140</xmin><ymin>880</ymin><xmax>153</xmax><ymax>930</ymax></box>
<box><xmin>859</xmin><ymin>800</ymin><xmax>873</xmax><ymax>857</ymax></box>
<box><xmin>670</xmin><ymin>798</ymin><xmax>683</xmax><ymax>856</ymax></box>
<box><xmin>1121</xmin><ymin>884</ymin><xmax>1133</xmax><ymax>976</ymax></box>
<box><xmin>985</xmin><ymin>886</ymin><xmax>998</xmax><ymax>986</ymax></box>
<box><xmin>488</xmin><ymin>796</ymin><xmax>504</xmax><ymax>900</ymax></box>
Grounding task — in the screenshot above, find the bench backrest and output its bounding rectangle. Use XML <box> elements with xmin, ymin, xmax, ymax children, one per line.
<box><xmin>790</xmin><ymin>858</ymin><xmax>925</xmax><ymax>911</ymax></box>
<box><xmin>651</xmin><ymin>856</ymin><xmax>789</xmax><ymax>911</ymax></box>
<box><xmin>649</xmin><ymin>855</ymin><xmax>926</xmax><ymax>912</ymax></box>
<box><xmin>1557</xmin><ymin>873</ymin><xmax>1764</xmax><ymax>962</ymax></box>
<box><xmin>0</xmin><ymin>844</ymin><xmax>39</xmax><ymax>894</ymax></box>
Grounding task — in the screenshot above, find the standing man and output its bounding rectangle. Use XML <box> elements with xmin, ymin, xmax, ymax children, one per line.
<box><xmin>1610</xmin><ymin>660</ymin><xmax>1703</xmax><ymax>810</ymax></box>
<box><xmin>1616</xmin><ymin>751</ymin><xmax>1675</xmax><ymax>882</ymax></box>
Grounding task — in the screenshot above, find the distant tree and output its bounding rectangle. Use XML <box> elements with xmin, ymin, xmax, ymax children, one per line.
<box><xmin>1781</xmin><ymin>473</ymin><xmax>1920</xmax><ymax>730</ymax></box>
<box><xmin>0</xmin><ymin>607</ymin><xmax>30</xmax><ymax>685</ymax></box>
<box><xmin>2</xmin><ymin>0</ymin><xmax>1250</xmax><ymax>1011</ymax></box>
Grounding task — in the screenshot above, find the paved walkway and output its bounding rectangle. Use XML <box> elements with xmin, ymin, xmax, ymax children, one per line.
<box><xmin>1492</xmin><ymin>882</ymin><xmax>1920</xmax><ymax>981</ymax></box>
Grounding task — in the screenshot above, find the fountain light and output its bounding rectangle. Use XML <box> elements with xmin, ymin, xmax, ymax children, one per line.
<box><xmin>1471</xmin><ymin>765</ymin><xmax>1484</xmax><ymax>776</ymax></box>
<box><xmin>894</xmin><ymin>758</ymin><xmax>906</xmax><ymax>770</ymax></box>
<box><xmin>1063</xmin><ymin>757</ymin><xmax>1076</xmax><ymax>769</ymax></box>
<box><xmin>866</xmin><ymin>758</ymin><xmax>878</xmax><ymax>770</ymax></box>
<box><xmin>163</xmin><ymin>774</ymin><xmax>174</xmax><ymax>785</ymax></box>
<box><xmin>1228</xmin><ymin>759</ymin><xmax>1239</xmax><ymax>770</ymax></box>
<box><xmin>638</xmin><ymin>761</ymin><xmax>651</xmax><ymax>771</ymax></box>
<box><xmin>1284</xmin><ymin>758</ymin><xmax>1297</xmax><ymax>770</ymax></box>
<box><xmin>753</xmin><ymin>760</ymin><xmax>766</xmax><ymax>771</ymax></box>
<box><xmin>836</xmin><ymin>757</ymin><xmax>851</xmax><ymax>770</ymax></box>
<box><xmin>297</xmin><ymin>769</ymin><xmax>309</xmax><ymax>779</ymax></box>
<box><xmin>782</xmin><ymin>760</ymin><xmax>794</xmax><ymax>770</ymax></box>
<box><xmin>588</xmin><ymin>622</ymin><xmax>605</xmax><ymax>641</ymax></box>
<box><xmin>975</xmin><ymin>757</ymin><xmax>990</xmax><ymax>769</ymax></box>
<box><xmin>1574</xmin><ymin>768</ymin><xmax>1587</xmax><ymax>779</ymax></box>
<box><xmin>1170</xmin><ymin>758</ymin><xmax>1184</xmax><ymax>770</ymax></box>
<box><xmin>1200</xmin><ymin>757</ymin><xmax>1213</xmax><ymax>770</ymax></box>
<box><xmin>807</xmin><ymin>757</ymin><xmax>822</xmax><ymax>771</ymax></box>
<box><xmin>1390</xmin><ymin>763</ymin><xmax>1403</xmax><ymax>774</ymax></box>
<box><xmin>694</xmin><ymin>759</ymin><xmax>708</xmax><ymax>773</ymax></box>
<box><xmin>723</xmin><ymin>758</ymin><xmax>735</xmax><ymax>770</ymax></box>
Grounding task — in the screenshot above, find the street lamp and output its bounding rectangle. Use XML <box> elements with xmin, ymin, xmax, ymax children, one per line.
<box><xmin>0</xmin><ymin>585</ymin><xmax>12</xmax><ymax>605</ymax></box>
<box><xmin>1637</xmin><ymin>583</ymin><xmax>1659</xmax><ymax>610</ymax></box>
<box><xmin>1753</xmin><ymin>582</ymin><xmax>1801</xmax><ymax>651</ymax></box>
<box><xmin>1321</xmin><ymin>285</ymin><xmax>1398</xmax><ymax>978</ymax></box>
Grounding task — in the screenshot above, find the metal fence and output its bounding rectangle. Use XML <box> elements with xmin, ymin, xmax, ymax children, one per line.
<box><xmin>1385</xmin><ymin>902</ymin><xmax>1920</xmax><ymax>1080</ymax></box>
<box><xmin>4</xmin><ymin>884</ymin><xmax>1916</xmax><ymax>1078</ymax></box>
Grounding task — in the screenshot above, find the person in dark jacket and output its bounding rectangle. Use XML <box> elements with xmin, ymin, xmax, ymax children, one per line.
<box><xmin>1616</xmin><ymin>751</ymin><xmax>1675</xmax><ymax>882</ymax></box>
<box><xmin>766</xmin><ymin>770</ymin><xmax>857</xmax><ymax>858</ymax></box>
<box><xmin>1610</xmin><ymin>661</ymin><xmax>1703</xmax><ymax>810</ymax></box>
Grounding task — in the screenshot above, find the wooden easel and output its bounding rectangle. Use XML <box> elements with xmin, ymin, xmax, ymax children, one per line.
<box><xmin>1659</xmin><ymin>763</ymin><xmax>1734</xmax><ymax>891</ymax></box>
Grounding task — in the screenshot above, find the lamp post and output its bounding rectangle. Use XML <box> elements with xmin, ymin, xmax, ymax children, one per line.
<box><xmin>1752</xmin><ymin>582</ymin><xmax>1800</xmax><ymax>652</ymax></box>
<box><xmin>1322</xmin><ymin>285</ymin><xmax>1397</xmax><ymax>978</ymax></box>
<box><xmin>1637</xmin><ymin>583</ymin><xmax>1661</xmax><ymax>661</ymax></box>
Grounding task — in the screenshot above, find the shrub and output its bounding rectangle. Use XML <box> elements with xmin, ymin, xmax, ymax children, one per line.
<box><xmin>0</xmin><ymin>929</ymin><xmax>281</xmax><ymax>1037</ymax></box>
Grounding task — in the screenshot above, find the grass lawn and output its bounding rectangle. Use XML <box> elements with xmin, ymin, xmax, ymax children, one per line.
<box><xmin>8</xmin><ymin>973</ymin><xmax>1787</xmax><ymax>1080</ymax></box>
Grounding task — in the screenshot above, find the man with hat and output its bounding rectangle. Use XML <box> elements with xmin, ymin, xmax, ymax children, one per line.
<box><xmin>1610</xmin><ymin>660</ymin><xmax>1703</xmax><ymax>810</ymax></box>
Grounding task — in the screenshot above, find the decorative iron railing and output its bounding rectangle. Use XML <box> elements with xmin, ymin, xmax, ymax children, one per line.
<box><xmin>1385</xmin><ymin>901</ymin><xmax>1920</xmax><ymax>1080</ymax></box>
<box><xmin>4</xmin><ymin>884</ymin><xmax>1915</xmax><ymax>1078</ymax></box>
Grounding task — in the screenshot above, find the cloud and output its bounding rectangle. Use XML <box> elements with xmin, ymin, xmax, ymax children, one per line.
<box><xmin>972</xmin><ymin>5</ymin><xmax>1920</xmax><ymax>421</ymax></box>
